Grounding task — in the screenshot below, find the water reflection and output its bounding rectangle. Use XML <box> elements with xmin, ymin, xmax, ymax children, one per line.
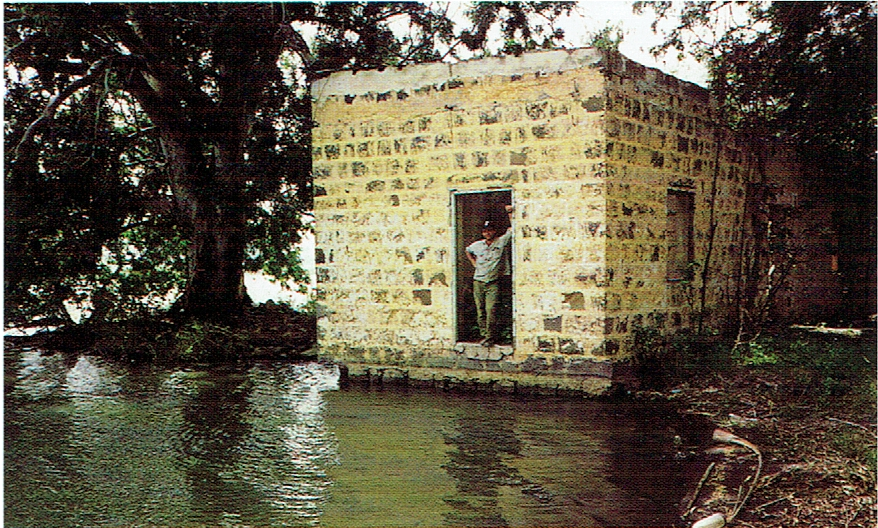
<box><xmin>11</xmin><ymin>348</ymin><xmax>68</xmax><ymax>400</ymax></box>
<box><xmin>230</xmin><ymin>363</ymin><xmax>339</xmax><ymax>526</ymax></box>
<box><xmin>440</xmin><ymin>397</ymin><xmax>693</xmax><ymax>527</ymax></box>
<box><xmin>442</xmin><ymin>399</ymin><xmax>522</xmax><ymax>526</ymax></box>
<box><xmin>64</xmin><ymin>356</ymin><xmax>120</xmax><ymax>397</ymax></box>
<box><xmin>601</xmin><ymin>404</ymin><xmax>700</xmax><ymax>525</ymax></box>
<box><xmin>5</xmin><ymin>349</ymin><xmax>341</xmax><ymax>527</ymax></box>
<box><xmin>6</xmin><ymin>347</ymin><xmax>694</xmax><ymax>528</ymax></box>
<box><xmin>177</xmin><ymin>366</ymin><xmax>257</xmax><ymax>526</ymax></box>
<box><xmin>6</xmin><ymin>350</ymin><xmax>80</xmax><ymax>527</ymax></box>
<box><xmin>318</xmin><ymin>387</ymin><xmax>458</xmax><ymax>527</ymax></box>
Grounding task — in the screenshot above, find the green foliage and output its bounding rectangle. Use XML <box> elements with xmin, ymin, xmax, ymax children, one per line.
<box><xmin>630</xmin><ymin>325</ymin><xmax>732</xmax><ymax>387</ymax></box>
<box><xmin>460</xmin><ymin>2</ymin><xmax>575</xmax><ymax>56</ymax></box>
<box><xmin>667</xmin><ymin>332</ymin><xmax>732</xmax><ymax>374</ymax></box>
<box><xmin>4</xmin><ymin>78</ymin><xmax>172</xmax><ymax>325</ymax></box>
<box><xmin>732</xmin><ymin>332</ymin><xmax>877</xmax><ymax>398</ymax></box>
<box><xmin>67</xmin><ymin>301</ymin><xmax>316</xmax><ymax>364</ymax></box>
<box><xmin>629</xmin><ymin>325</ymin><xmax>670</xmax><ymax>389</ymax></box>
<box><xmin>94</xmin><ymin>225</ymin><xmax>190</xmax><ymax>320</ymax></box>
<box><xmin>733</xmin><ymin>340</ymin><xmax>780</xmax><ymax>366</ymax></box>
<box><xmin>6</xmin><ymin>2</ymin><xmax>577</xmax><ymax>329</ymax></box>
<box><xmin>829</xmin><ymin>427</ymin><xmax>878</xmax><ymax>474</ymax></box>
<box><xmin>636</xmin><ymin>0</ymin><xmax>876</xmax><ymax>323</ymax></box>
<box><xmin>297</xmin><ymin>299</ymin><xmax>321</xmax><ymax>317</ymax></box>
<box><xmin>631</xmin><ymin>325</ymin><xmax>875</xmax><ymax>405</ymax></box>
<box><xmin>172</xmin><ymin>321</ymin><xmax>251</xmax><ymax>363</ymax></box>
<box><xmin>587</xmin><ymin>24</ymin><xmax>625</xmax><ymax>52</ymax></box>
<box><xmin>245</xmin><ymin>190</ymin><xmax>311</xmax><ymax>288</ymax></box>
<box><xmin>631</xmin><ymin>325</ymin><xmax>665</xmax><ymax>356</ymax></box>
<box><xmin>6</xmin><ymin>3</ymin><xmax>312</xmax><ymax>324</ymax></box>
<box><xmin>86</xmin><ymin>319</ymin><xmax>172</xmax><ymax>362</ymax></box>
<box><xmin>726</xmin><ymin>3</ymin><xmax>875</xmax><ymax>178</ymax></box>
<box><xmin>634</xmin><ymin>1</ymin><xmax>876</xmax><ymax>194</ymax></box>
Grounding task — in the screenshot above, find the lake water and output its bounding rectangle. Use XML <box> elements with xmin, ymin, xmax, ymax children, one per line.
<box><xmin>5</xmin><ymin>346</ymin><xmax>706</xmax><ymax>527</ymax></box>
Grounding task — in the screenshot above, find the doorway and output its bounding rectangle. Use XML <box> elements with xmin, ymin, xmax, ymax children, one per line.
<box><xmin>453</xmin><ymin>189</ymin><xmax>513</xmax><ymax>344</ymax></box>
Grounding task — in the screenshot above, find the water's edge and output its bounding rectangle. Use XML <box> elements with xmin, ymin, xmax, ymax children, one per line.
<box><xmin>6</xmin><ymin>348</ymin><xmax>712</xmax><ymax>528</ymax></box>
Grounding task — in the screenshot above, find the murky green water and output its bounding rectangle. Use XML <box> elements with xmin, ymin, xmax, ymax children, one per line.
<box><xmin>6</xmin><ymin>347</ymin><xmax>703</xmax><ymax>527</ymax></box>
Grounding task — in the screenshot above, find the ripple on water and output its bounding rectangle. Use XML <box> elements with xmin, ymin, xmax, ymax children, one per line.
<box><xmin>6</xmin><ymin>350</ymin><xmax>698</xmax><ymax>528</ymax></box>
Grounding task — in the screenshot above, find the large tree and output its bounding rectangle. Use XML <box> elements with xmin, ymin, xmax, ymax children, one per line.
<box><xmin>5</xmin><ymin>2</ymin><xmax>574</xmax><ymax>326</ymax></box>
<box><xmin>635</xmin><ymin>1</ymin><xmax>877</xmax><ymax>321</ymax></box>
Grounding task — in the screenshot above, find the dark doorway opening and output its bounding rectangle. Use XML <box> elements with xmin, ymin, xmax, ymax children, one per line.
<box><xmin>454</xmin><ymin>189</ymin><xmax>513</xmax><ymax>344</ymax></box>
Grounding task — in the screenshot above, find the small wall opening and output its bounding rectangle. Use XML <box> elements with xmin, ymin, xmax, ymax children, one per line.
<box><xmin>667</xmin><ymin>189</ymin><xmax>695</xmax><ymax>281</ymax></box>
<box><xmin>454</xmin><ymin>189</ymin><xmax>513</xmax><ymax>343</ymax></box>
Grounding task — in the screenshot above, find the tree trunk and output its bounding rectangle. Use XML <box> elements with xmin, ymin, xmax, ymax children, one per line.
<box><xmin>154</xmin><ymin>123</ymin><xmax>252</xmax><ymax>324</ymax></box>
<box><xmin>180</xmin><ymin>187</ymin><xmax>249</xmax><ymax>323</ymax></box>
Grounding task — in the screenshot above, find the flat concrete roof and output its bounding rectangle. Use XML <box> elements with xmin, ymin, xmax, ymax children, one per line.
<box><xmin>311</xmin><ymin>48</ymin><xmax>603</xmax><ymax>99</ymax></box>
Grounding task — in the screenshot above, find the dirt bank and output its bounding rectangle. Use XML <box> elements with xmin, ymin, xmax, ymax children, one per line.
<box><xmin>7</xmin><ymin>303</ymin><xmax>317</xmax><ymax>364</ymax></box>
<box><xmin>645</xmin><ymin>368</ymin><xmax>876</xmax><ymax>528</ymax></box>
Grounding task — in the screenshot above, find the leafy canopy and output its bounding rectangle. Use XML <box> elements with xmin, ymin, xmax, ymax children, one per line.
<box><xmin>635</xmin><ymin>1</ymin><xmax>876</xmax><ymax>322</ymax></box>
<box><xmin>634</xmin><ymin>1</ymin><xmax>876</xmax><ymax>193</ymax></box>
<box><xmin>5</xmin><ymin>2</ymin><xmax>575</xmax><ymax>326</ymax></box>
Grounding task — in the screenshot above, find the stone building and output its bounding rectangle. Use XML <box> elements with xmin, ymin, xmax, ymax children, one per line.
<box><xmin>310</xmin><ymin>48</ymin><xmax>839</xmax><ymax>393</ymax></box>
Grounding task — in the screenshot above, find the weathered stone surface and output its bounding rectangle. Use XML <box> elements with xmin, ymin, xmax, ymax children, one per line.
<box><xmin>313</xmin><ymin>49</ymin><xmax>602</xmax><ymax>97</ymax></box>
<box><xmin>312</xmin><ymin>47</ymin><xmax>790</xmax><ymax>393</ymax></box>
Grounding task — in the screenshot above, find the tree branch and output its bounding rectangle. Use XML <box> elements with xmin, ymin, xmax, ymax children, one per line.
<box><xmin>13</xmin><ymin>57</ymin><xmax>115</xmax><ymax>160</ymax></box>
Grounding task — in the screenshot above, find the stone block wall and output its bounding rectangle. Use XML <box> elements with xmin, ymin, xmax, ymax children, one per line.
<box><xmin>749</xmin><ymin>144</ymin><xmax>845</xmax><ymax>323</ymax></box>
<box><xmin>312</xmin><ymin>49</ymin><xmax>619</xmax><ymax>383</ymax></box>
<box><xmin>599</xmin><ymin>55</ymin><xmax>751</xmax><ymax>348</ymax></box>
<box><xmin>310</xmin><ymin>48</ymin><xmax>800</xmax><ymax>389</ymax></box>
<box><xmin>311</xmin><ymin>77</ymin><xmax>457</xmax><ymax>367</ymax></box>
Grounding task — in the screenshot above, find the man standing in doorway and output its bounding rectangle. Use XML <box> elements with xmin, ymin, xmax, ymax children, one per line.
<box><xmin>466</xmin><ymin>204</ymin><xmax>514</xmax><ymax>347</ymax></box>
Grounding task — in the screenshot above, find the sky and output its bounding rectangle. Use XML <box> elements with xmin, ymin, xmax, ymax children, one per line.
<box><xmin>546</xmin><ymin>1</ymin><xmax>710</xmax><ymax>86</ymax></box>
<box><xmin>439</xmin><ymin>1</ymin><xmax>710</xmax><ymax>86</ymax></box>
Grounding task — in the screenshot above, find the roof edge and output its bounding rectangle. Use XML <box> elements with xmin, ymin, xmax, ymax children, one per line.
<box><xmin>311</xmin><ymin>48</ymin><xmax>603</xmax><ymax>100</ymax></box>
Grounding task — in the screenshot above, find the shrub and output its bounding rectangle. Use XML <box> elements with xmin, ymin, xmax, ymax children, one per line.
<box><xmin>733</xmin><ymin>332</ymin><xmax>876</xmax><ymax>399</ymax></box>
<box><xmin>670</xmin><ymin>332</ymin><xmax>733</xmax><ymax>374</ymax></box>
<box><xmin>630</xmin><ymin>325</ymin><xmax>735</xmax><ymax>386</ymax></box>
<box><xmin>630</xmin><ymin>325</ymin><xmax>669</xmax><ymax>389</ymax></box>
<box><xmin>170</xmin><ymin>321</ymin><xmax>252</xmax><ymax>363</ymax></box>
<box><xmin>732</xmin><ymin>339</ymin><xmax>780</xmax><ymax>366</ymax></box>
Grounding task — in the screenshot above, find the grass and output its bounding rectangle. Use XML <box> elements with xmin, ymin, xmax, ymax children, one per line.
<box><xmin>828</xmin><ymin>426</ymin><xmax>877</xmax><ymax>474</ymax></box>
<box><xmin>632</xmin><ymin>323</ymin><xmax>876</xmax><ymax>404</ymax></box>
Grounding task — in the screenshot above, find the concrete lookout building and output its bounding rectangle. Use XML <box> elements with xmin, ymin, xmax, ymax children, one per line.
<box><xmin>310</xmin><ymin>48</ymin><xmax>831</xmax><ymax>394</ymax></box>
